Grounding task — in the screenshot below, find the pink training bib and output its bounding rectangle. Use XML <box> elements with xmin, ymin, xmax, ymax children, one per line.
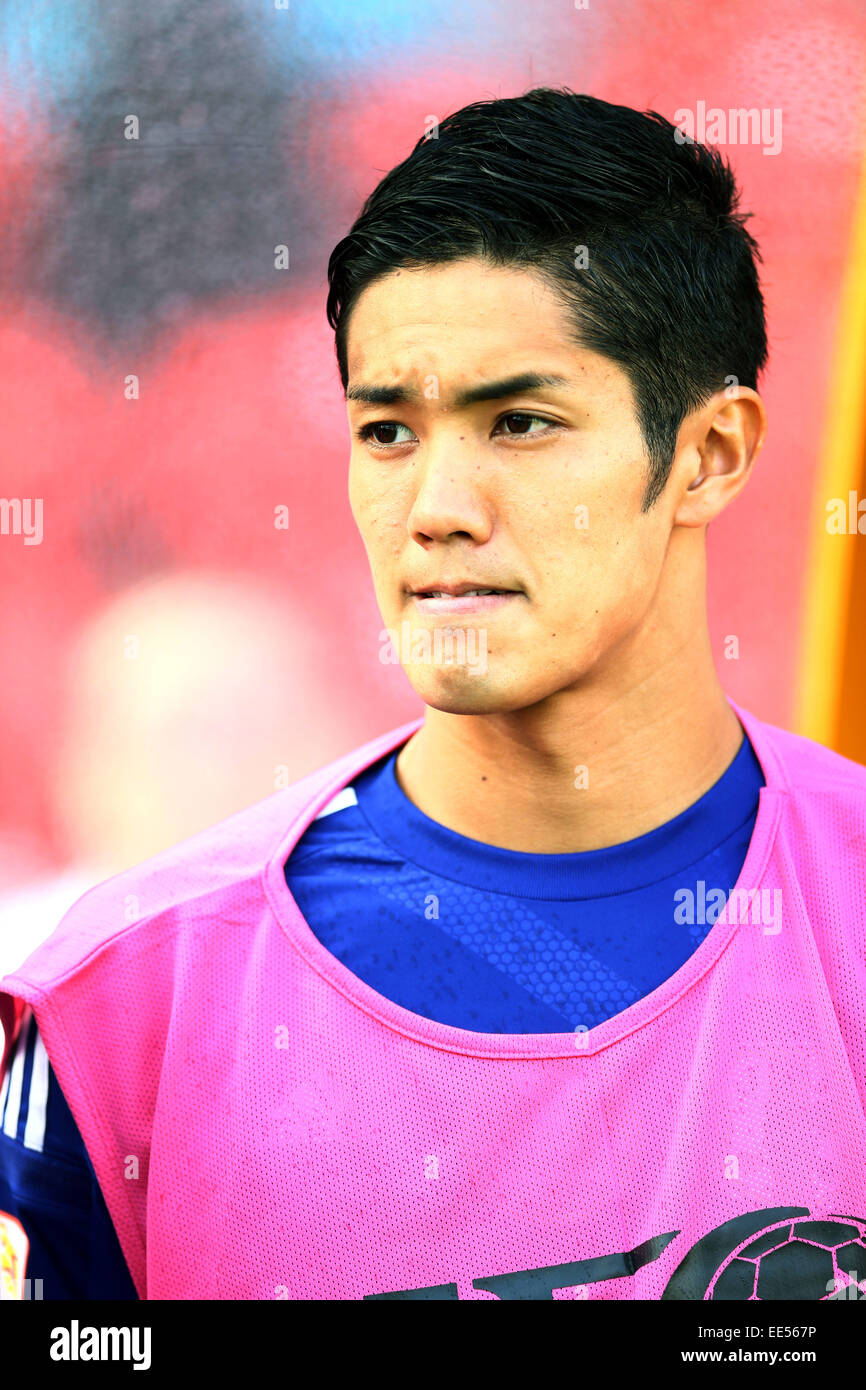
<box><xmin>2</xmin><ymin>697</ymin><xmax>866</xmax><ymax>1300</ymax></box>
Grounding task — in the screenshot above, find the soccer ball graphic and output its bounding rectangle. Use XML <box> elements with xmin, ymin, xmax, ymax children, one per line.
<box><xmin>707</xmin><ymin>1215</ymin><xmax>866</xmax><ymax>1300</ymax></box>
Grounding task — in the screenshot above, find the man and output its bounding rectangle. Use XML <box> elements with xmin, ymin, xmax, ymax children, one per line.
<box><xmin>2</xmin><ymin>88</ymin><xmax>865</xmax><ymax>1302</ymax></box>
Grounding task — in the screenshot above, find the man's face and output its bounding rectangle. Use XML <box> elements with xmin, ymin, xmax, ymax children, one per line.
<box><xmin>345</xmin><ymin>258</ymin><xmax>679</xmax><ymax>715</ymax></box>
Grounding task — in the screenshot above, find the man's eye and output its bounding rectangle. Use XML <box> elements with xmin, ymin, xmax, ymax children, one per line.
<box><xmin>356</xmin><ymin>413</ymin><xmax>557</xmax><ymax>449</ymax></box>
<box><xmin>494</xmin><ymin>412</ymin><xmax>556</xmax><ymax>436</ymax></box>
<box><xmin>357</xmin><ymin>422</ymin><xmax>416</xmax><ymax>448</ymax></box>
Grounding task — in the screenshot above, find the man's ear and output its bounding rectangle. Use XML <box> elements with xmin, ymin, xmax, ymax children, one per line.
<box><xmin>672</xmin><ymin>387</ymin><xmax>768</xmax><ymax>527</ymax></box>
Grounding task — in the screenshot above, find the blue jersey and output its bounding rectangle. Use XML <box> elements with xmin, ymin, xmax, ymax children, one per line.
<box><xmin>0</xmin><ymin>1004</ymin><xmax>138</xmax><ymax>1299</ymax></box>
<box><xmin>0</xmin><ymin>730</ymin><xmax>763</xmax><ymax>1297</ymax></box>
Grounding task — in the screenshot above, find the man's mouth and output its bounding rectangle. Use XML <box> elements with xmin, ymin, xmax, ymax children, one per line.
<box><xmin>419</xmin><ymin>588</ymin><xmax>503</xmax><ymax>597</ymax></box>
<box><xmin>409</xmin><ymin>585</ymin><xmax>522</xmax><ymax>615</ymax></box>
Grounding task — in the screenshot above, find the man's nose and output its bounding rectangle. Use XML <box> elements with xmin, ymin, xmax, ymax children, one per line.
<box><xmin>406</xmin><ymin>444</ymin><xmax>495</xmax><ymax>545</ymax></box>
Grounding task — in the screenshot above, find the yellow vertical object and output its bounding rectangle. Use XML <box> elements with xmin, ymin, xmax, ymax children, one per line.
<box><xmin>794</xmin><ymin>152</ymin><xmax>866</xmax><ymax>747</ymax></box>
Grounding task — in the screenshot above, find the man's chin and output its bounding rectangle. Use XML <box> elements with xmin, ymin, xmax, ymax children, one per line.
<box><xmin>404</xmin><ymin>664</ymin><xmax>533</xmax><ymax>716</ymax></box>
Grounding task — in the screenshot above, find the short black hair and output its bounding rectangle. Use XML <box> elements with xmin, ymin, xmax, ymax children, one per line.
<box><xmin>326</xmin><ymin>88</ymin><xmax>769</xmax><ymax>510</ymax></box>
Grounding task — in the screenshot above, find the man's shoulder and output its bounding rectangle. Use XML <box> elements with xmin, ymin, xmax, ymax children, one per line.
<box><xmin>750</xmin><ymin>711</ymin><xmax>866</xmax><ymax>800</ymax></box>
<box><xmin>740</xmin><ymin>703</ymin><xmax>866</xmax><ymax>799</ymax></box>
<box><xmin>0</xmin><ymin>802</ymin><xmax>284</xmax><ymax>1004</ymax></box>
<box><xmin>1</xmin><ymin>719</ymin><xmax>422</xmax><ymax>999</ymax></box>
<box><xmin>743</xmin><ymin>708</ymin><xmax>866</xmax><ymax>881</ymax></box>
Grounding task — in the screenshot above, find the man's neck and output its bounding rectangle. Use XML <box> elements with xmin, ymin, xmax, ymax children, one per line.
<box><xmin>394</xmin><ymin>654</ymin><xmax>745</xmax><ymax>855</ymax></box>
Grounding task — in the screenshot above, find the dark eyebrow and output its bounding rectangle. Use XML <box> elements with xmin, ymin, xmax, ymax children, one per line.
<box><xmin>345</xmin><ymin>372</ymin><xmax>571</xmax><ymax>409</ymax></box>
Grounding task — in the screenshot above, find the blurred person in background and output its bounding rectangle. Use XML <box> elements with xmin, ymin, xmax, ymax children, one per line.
<box><xmin>0</xmin><ymin>569</ymin><xmax>353</xmax><ymax>979</ymax></box>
